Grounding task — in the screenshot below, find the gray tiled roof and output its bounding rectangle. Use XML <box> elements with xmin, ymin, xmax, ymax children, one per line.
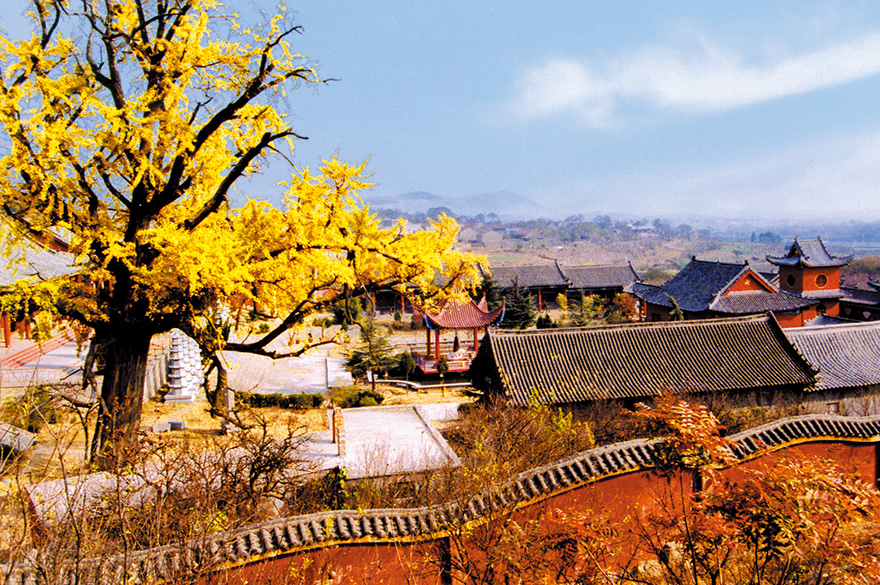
<box><xmin>0</xmin><ymin>246</ymin><xmax>76</xmax><ymax>288</ymax></box>
<box><xmin>766</xmin><ymin>237</ymin><xmax>853</xmax><ymax>268</ymax></box>
<box><xmin>841</xmin><ymin>285</ymin><xmax>880</xmax><ymax>307</ymax></box>
<box><xmin>8</xmin><ymin>414</ymin><xmax>879</xmax><ymax>584</ymax></box>
<box><xmin>562</xmin><ymin>263</ymin><xmax>640</xmax><ymax>290</ymax></box>
<box><xmin>483</xmin><ymin>263</ymin><xmax>568</xmax><ymax>288</ymax></box>
<box><xmin>785</xmin><ymin>321</ymin><xmax>880</xmax><ymax>391</ymax></box>
<box><xmin>710</xmin><ymin>291</ymin><xmax>814</xmax><ymax>314</ymax></box>
<box><xmin>633</xmin><ymin>258</ymin><xmax>776</xmax><ymax>313</ymax></box>
<box><xmin>469</xmin><ymin>314</ymin><xmax>818</xmax><ymax>405</ymax></box>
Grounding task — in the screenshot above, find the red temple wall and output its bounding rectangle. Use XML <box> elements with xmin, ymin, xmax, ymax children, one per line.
<box><xmin>203</xmin><ymin>440</ymin><xmax>879</xmax><ymax>585</ymax></box>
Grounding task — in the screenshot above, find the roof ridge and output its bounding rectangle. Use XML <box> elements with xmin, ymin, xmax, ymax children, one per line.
<box><xmin>488</xmin><ymin>313</ymin><xmax>771</xmax><ymax>337</ymax></box>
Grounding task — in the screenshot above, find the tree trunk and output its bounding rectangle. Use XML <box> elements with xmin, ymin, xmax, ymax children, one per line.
<box><xmin>91</xmin><ymin>330</ymin><xmax>153</xmax><ymax>469</ymax></box>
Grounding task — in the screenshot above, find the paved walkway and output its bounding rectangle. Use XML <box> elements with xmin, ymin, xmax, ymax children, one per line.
<box><xmin>0</xmin><ymin>333</ymin><xmax>84</xmax><ymax>395</ymax></box>
<box><xmin>301</xmin><ymin>404</ymin><xmax>462</xmax><ymax>479</ymax></box>
<box><xmin>220</xmin><ymin>349</ymin><xmax>352</xmax><ymax>394</ymax></box>
<box><xmin>25</xmin><ymin>403</ymin><xmax>465</xmax><ymax>524</ymax></box>
<box><xmin>0</xmin><ymin>332</ymin><xmax>354</xmax><ymax>397</ymax></box>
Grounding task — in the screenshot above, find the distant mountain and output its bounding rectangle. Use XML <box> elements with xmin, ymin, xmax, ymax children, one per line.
<box><xmin>365</xmin><ymin>189</ymin><xmax>547</xmax><ymax>220</ymax></box>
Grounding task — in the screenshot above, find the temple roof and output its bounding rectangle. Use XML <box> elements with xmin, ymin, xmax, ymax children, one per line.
<box><xmin>841</xmin><ymin>284</ymin><xmax>880</xmax><ymax>307</ymax></box>
<box><xmin>631</xmin><ymin>258</ymin><xmax>786</xmax><ymax>314</ymax></box>
<box><xmin>414</xmin><ymin>296</ymin><xmax>504</xmax><ymax>330</ymax></box>
<box><xmin>563</xmin><ymin>263</ymin><xmax>640</xmax><ymax>290</ymax></box>
<box><xmin>766</xmin><ymin>237</ymin><xmax>853</xmax><ymax>268</ymax></box>
<box><xmin>710</xmin><ymin>290</ymin><xmax>815</xmax><ymax>314</ymax></box>
<box><xmin>470</xmin><ymin>314</ymin><xmax>818</xmax><ymax>405</ymax></box>
<box><xmin>483</xmin><ymin>262</ymin><xmax>568</xmax><ymax>288</ymax></box>
<box><xmin>0</xmin><ymin>246</ymin><xmax>75</xmax><ymax>289</ymax></box>
<box><xmin>786</xmin><ymin>320</ymin><xmax>880</xmax><ymax>391</ymax></box>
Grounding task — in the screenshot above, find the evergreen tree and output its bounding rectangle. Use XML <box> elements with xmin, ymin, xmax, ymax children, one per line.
<box><xmin>347</xmin><ymin>317</ymin><xmax>396</xmax><ymax>390</ymax></box>
<box><xmin>567</xmin><ymin>292</ymin><xmax>604</xmax><ymax>326</ymax></box>
<box><xmin>667</xmin><ymin>295</ymin><xmax>686</xmax><ymax>321</ymax></box>
<box><xmin>501</xmin><ymin>278</ymin><xmax>537</xmax><ymax>329</ymax></box>
<box><xmin>479</xmin><ymin>273</ymin><xmax>503</xmax><ymax>310</ymax></box>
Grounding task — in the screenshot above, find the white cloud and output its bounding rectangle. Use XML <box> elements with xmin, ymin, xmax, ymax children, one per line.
<box><xmin>508</xmin><ymin>31</ymin><xmax>880</xmax><ymax>126</ymax></box>
<box><xmin>636</xmin><ymin>131</ymin><xmax>880</xmax><ymax>220</ymax></box>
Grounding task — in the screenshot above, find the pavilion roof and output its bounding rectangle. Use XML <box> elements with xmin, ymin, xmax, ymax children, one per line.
<box><xmin>766</xmin><ymin>237</ymin><xmax>853</xmax><ymax>268</ymax></box>
<box><xmin>414</xmin><ymin>296</ymin><xmax>504</xmax><ymax>330</ymax></box>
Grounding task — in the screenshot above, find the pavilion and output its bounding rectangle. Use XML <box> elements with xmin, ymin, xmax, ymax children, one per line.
<box><xmin>411</xmin><ymin>296</ymin><xmax>504</xmax><ymax>374</ymax></box>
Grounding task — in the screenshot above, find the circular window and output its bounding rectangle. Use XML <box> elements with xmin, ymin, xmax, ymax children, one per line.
<box><xmin>786</xmin><ymin>274</ymin><xmax>796</xmax><ymax>287</ymax></box>
<box><xmin>815</xmin><ymin>274</ymin><xmax>827</xmax><ymax>288</ymax></box>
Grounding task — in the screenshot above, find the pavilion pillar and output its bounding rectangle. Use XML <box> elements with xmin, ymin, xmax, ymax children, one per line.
<box><xmin>426</xmin><ymin>328</ymin><xmax>431</xmax><ymax>357</ymax></box>
<box><xmin>435</xmin><ymin>331</ymin><xmax>441</xmax><ymax>361</ymax></box>
<box><xmin>537</xmin><ymin>289</ymin><xmax>543</xmax><ymax>312</ymax></box>
<box><xmin>473</xmin><ymin>327</ymin><xmax>479</xmax><ymax>352</ymax></box>
<box><xmin>2</xmin><ymin>312</ymin><xmax>9</xmax><ymax>348</ymax></box>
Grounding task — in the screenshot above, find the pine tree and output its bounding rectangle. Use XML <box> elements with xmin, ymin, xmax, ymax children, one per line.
<box><xmin>501</xmin><ymin>278</ymin><xmax>537</xmax><ymax>329</ymax></box>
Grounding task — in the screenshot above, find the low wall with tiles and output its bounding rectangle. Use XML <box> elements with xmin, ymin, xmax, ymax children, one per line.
<box><xmin>6</xmin><ymin>415</ymin><xmax>880</xmax><ymax>584</ymax></box>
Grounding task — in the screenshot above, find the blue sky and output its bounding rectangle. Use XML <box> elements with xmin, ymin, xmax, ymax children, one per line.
<box><xmin>5</xmin><ymin>1</ymin><xmax>880</xmax><ymax>222</ymax></box>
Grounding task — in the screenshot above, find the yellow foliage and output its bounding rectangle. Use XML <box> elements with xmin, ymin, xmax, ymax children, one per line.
<box><xmin>0</xmin><ymin>0</ymin><xmax>481</xmax><ymax>359</ymax></box>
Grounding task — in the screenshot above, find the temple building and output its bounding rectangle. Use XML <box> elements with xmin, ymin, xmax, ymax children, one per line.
<box><xmin>483</xmin><ymin>262</ymin><xmax>569</xmax><ymax>311</ymax></box>
<box><xmin>766</xmin><ymin>236</ymin><xmax>853</xmax><ymax>321</ymax></box>
<box><xmin>469</xmin><ymin>314</ymin><xmax>818</xmax><ymax>407</ymax></box>
<box><xmin>631</xmin><ymin>237</ymin><xmax>853</xmax><ymax>328</ymax></box>
<box><xmin>482</xmin><ymin>261</ymin><xmax>641</xmax><ymax>311</ymax></box>
<box><xmin>631</xmin><ymin>258</ymin><xmax>815</xmax><ymax>326</ymax></box>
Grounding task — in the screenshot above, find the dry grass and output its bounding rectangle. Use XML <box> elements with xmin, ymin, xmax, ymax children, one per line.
<box><xmin>9</xmin><ymin>381</ymin><xmax>471</xmax><ymax>487</ymax></box>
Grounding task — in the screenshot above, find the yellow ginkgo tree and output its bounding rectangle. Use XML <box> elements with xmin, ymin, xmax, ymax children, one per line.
<box><xmin>0</xmin><ymin>0</ymin><xmax>480</xmax><ymax>465</ymax></box>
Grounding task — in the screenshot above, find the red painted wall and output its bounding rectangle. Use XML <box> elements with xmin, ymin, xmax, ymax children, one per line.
<box><xmin>203</xmin><ymin>440</ymin><xmax>878</xmax><ymax>584</ymax></box>
<box><xmin>726</xmin><ymin>271</ymin><xmax>773</xmax><ymax>293</ymax></box>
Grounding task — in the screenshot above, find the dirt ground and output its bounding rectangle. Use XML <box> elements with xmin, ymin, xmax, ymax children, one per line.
<box><xmin>6</xmin><ymin>382</ymin><xmax>472</xmax><ymax>488</ymax></box>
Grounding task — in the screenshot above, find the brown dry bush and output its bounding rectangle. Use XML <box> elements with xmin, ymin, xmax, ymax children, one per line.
<box><xmin>0</xmin><ymin>408</ymin><xmax>333</xmax><ymax>584</ymax></box>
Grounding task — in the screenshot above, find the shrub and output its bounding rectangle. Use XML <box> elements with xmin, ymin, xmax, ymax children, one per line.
<box><xmin>337</xmin><ymin>389</ymin><xmax>385</xmax><ymax>409</ymax></box>
<box><xmin>1</xmin><ymin>385</ymin><xmax>62</xmax><ymax>433</ymax></box>
<box><xmin>234</xmin><ymin>391</ymin><xmax>324</xmax><ymax>410</ymax></box>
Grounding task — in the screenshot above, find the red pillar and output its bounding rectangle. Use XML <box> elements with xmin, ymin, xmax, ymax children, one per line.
<box><xmin>537</xmin><ymin>289</ymin><xmax>543</xmax><ymax>312</ymax></box>
<box><xmin>473</xmin><ymin>327</ymin><xmax>479</xmax><ymax>352</ymax></box>
<box><xmin>435</xmin><ymin>331</ymin><xmax>441</xmax><ymax>361</ymax></box>
<box><xmin>1</xmin><ymin>312</ymin><xmax>9</xmax><ymax>348</ymax></box>
<box><xmin>426</xmin><ymin>328</ymin><xmax>431</xmax><ymax>357</ymax></box>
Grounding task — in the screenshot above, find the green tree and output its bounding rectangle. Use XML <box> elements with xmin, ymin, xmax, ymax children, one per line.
<box><xmin>398</xmin><ymin>350</ymin><xmax>417</xmax><ymax>381</ymax></box>
<box><xmin>347</xmin><ymin>317</ymin><xmax>396</xmax><ymax>391</ymax></box>
<box><xmin>567</xmin><ymin>292</ymin><xmax>604</xmax><ymax>326</ymax></box>
<box><xmin>436</xmin><ymin>354</ymin><xmax>449</xmax><ymax>392</ymax></box>
<box><xmin>0</xmin><ymin>0</ymin><xmax>479</xmax><ymax>464</ymax></box>
<box><xmin>501</xmin><ymin>278</ymin><xmax>536</xmax><ymax>329</ymax></box>
<box><xmin>478</xmin><ymin>272</ymin><xmax>503</xmax><ymax>311</ymax></box>
<box><xmin>667</xmin><ymin>294</ymin><xmax>686</xmax><ymax>321</ymax></box>
<box><xmin>331</xmin><ymin>297</ymin><xmax>364</xmax><ymax>330</ymax></box>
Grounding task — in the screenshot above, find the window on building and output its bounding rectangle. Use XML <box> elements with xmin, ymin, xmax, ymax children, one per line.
<box><xmin>816</xmin><ymin>274</ymin><xmax>827</xmax><ymax>288</ymax></box>
<box><xmin>786</xmin><ymin>274</ymin><xmax>796</xmax><ymax>288</ymax></box>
